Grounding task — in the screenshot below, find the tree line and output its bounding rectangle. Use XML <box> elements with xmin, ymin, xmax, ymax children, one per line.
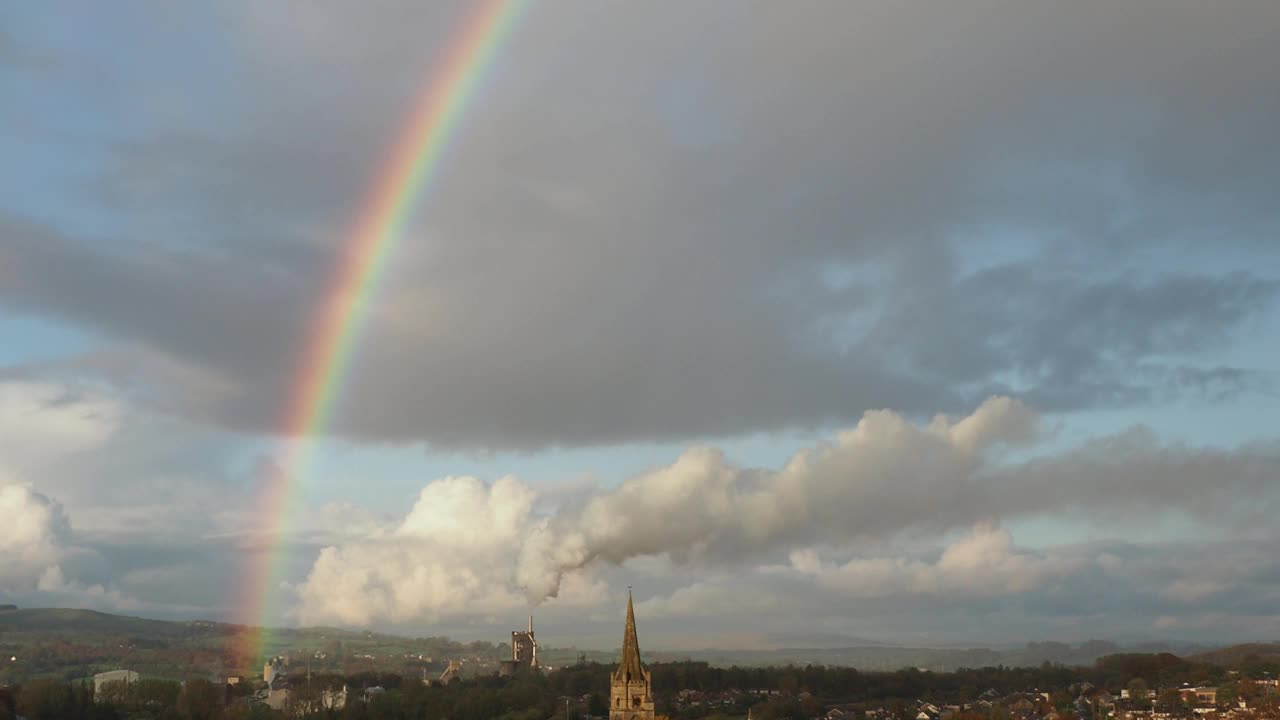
<box><xmin>3</xmin><ymin>651</ymin><xmax>1278</xmax><ymax>720</ymax></box>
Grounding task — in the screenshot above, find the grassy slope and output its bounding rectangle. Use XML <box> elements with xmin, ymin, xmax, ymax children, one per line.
<box><xmin>0</xmin><ymin>608</ymin><xmax>202</xmax><ymax>637</ymax></box>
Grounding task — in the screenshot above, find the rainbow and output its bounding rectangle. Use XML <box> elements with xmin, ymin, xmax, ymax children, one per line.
<box><xmin>231</xmin><ymin>0</ymin><xmax>528</xmax><ymax>666</ymax></box>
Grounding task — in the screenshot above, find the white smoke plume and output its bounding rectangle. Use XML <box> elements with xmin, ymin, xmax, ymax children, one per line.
<box><xmin>514</xmin><ymin>396</ymin><xmax>1037</xmax><ymax>601</ymax></box>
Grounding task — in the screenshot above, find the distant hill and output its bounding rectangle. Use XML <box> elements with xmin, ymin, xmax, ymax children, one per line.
<box><xmin>0</xmin><ymin>607</ymin><xmax>220</xmax><ymax>638</ymax></box>
<box><xmin>647</xmin><ymin>640</ymin><xmax>1188</xmax><ymax>672</ymax></box>
<box><xmin>0</xmin><ymin>606</ymin><xmax>1234</xmax><ymax>680</ymax></box>
<box><xmin>651</xmin><ymin>645</ymin><xmax>1001</xmax><ymax>672</ymax></box>
<box><xmin>0</xmin><ymin>607</ymin><xmax>504</xmax><ymax>683</ymax></box>
<box><xmin>1187</xmin><ymin>643</ymin><xmax>1280</xmax><ymax>666</ymax></box>
<box><xmin>759</xmin><ymin>632</ymin><xmax>894</xmax><ymax>649</ymax></box>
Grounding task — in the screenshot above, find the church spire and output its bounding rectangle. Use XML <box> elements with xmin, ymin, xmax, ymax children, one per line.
<box><xmin>610</xmin><ymin>586</ymin><xmax>654</xmax><ymax>719</ymax></box>
<box><xmin>617</xmin><ymin>587</ymin><xmax>644</xmax><ymax>680</ymax></box>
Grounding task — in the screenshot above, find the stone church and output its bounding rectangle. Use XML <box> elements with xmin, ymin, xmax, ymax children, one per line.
<box><xmin>610</xmin><ymin>590</ymin><xmax>655</xmax><ymax>720</ymax></box>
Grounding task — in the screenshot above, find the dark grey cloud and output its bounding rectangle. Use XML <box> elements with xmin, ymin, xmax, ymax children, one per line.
<box><xmin>991</xmin><ymin>427</ymin><xmax>1280</xmax><ymax>529</ymax></box>
<box><xmin>867</xmin><ymin>264</ymin><xmax>1279</xmax><ymax>409</ymax></box>
<box><xmin>2</xmin><ymin>1</ymin><xmax>1278</xmax><ymax>448</ymax></box>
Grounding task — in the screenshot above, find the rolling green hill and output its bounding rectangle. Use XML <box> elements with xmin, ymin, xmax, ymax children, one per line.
<box><xmin>0</xmin><ymin>607</ymin><xmax>217</xmax><ymax>638</ymax></box>
<box><xmin>0</xmin><ymin>607</ymin><xmax>524</xmax><ymax>684</ymax></box>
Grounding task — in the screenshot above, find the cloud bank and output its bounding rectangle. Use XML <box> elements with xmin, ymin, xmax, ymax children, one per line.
<box><xmin>293</xmin><ymin>398</ymin><xmax>1280</xmax><ymax>633</ymax></box>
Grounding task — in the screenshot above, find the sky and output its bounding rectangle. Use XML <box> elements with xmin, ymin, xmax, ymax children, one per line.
<box><xmin>2</xmin><ymin>1</ymin><xmax>1280</xmax><ymax>651</ymax></box>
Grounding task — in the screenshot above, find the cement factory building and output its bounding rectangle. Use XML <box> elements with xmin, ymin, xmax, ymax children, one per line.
<box><xmin>499</xmin><ymin>615</ymin><xmax>537</xmax><ymax>676</ymax></box>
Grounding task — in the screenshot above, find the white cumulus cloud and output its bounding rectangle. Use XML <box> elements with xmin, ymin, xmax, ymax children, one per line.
<box><xmin>0</xmin><ymin>483</ymin><xmax>72</xmax><ymax>584</ymax></box>
<box><xmin>789</xmin><ymin>524</ymin><xmax>1084</xmax><ymax>598</ymax></box>
<box><xmin>293</xmin><ymin>475</ymin><xmax>607</xmax><ymax>625</ymax></box>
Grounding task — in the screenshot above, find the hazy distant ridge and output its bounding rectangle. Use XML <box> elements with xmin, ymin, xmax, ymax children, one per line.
<box><xmin>0</xmin><ymin>607</ymin><xmax>1220</xmax><ymax>674</ymax></box>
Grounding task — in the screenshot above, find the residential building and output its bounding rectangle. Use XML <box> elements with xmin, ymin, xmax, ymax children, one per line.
<box><xmin>93</xmin><ymin>670</ymin><xmax>139</xmax><ymax>695</ymax></box>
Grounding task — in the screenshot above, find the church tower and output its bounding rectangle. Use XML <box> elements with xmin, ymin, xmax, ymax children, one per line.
<box><xmin>610</xmin><ymin>590</ymin><xmax>655</xmax><ymax>720</ymax></box>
